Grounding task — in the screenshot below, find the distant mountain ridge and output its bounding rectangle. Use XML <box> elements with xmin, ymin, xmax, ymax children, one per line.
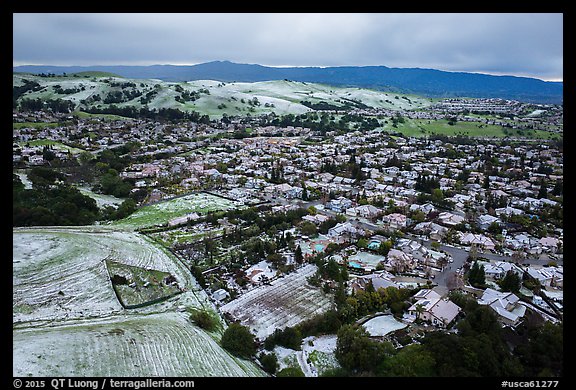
<box><xmin>13</xmin><ymin>61</ymin><xmax>563</xmax><ymax>104</ymax></box>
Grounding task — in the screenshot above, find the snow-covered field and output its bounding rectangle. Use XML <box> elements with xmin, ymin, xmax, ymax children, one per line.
<box><xmin>13</xmin><ymin>226</ymin><xmax>264</xmax><ymax>377</ymax></box>
<box><xmin>220</xmin><ymin>264</ymin><xmax>334</xmax><ymax>340</ymax></box>
<box><xmin>77</xmin><ymin>185</ymin><xmax>124</xmax><ymax>209</ymax></box>
<box><xmin>13</xmin><ymin>312</ymin><xmax>264</xmax><ymax>377</ymax></box>
<box><xmin>113</xmin><ymin>192</ymin><xmax>242</xmax><ymax>230</ymax></box>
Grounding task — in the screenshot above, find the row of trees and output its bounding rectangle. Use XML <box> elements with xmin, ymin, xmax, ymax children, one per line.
<box><xmin>19</xmin><ymin>97</ymin><xmax>76</xmax><ymax>113</ymax></box>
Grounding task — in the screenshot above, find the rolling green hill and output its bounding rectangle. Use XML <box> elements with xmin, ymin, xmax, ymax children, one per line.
<box><xmin>13</xmin><ymin>73</ymin><xmax>433</xmax><ymax>119</ymax></box>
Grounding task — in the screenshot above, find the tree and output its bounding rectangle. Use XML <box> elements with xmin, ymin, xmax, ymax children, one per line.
<box><xmin>431</xmin><ymin>188</ymin><xmax>444</xmax><ymax>205</ymax></box>
<box><xmin>259</xmin><ymin>352</ymin><xmax>278</xmax><ymax>374</ymax></box>
<box><xmin>301</xmin><ymin>181</ymin><xmax>309</xmax><ymax>201</ymax></box>
<box><xmin>378</xmin><ymin>344</ymin><xmax>436</xmax><ymax>376</ymax></box>
<box><xmin>294</xmin><ymin>245</ymin><xmax>304</xmax><ymax>264</ymax></box>
<box><xmin>300</xmin><ymin>221</ymin><xmax>318</xmax><ymax>237</ymax></box>
<box><xmin>446</xmin><ymin>271</ymin><xmax>464</xmax><ymax>291</ymax></box>
<box><xmin>515</xmin><ymin>321</ymin><xmax>563</xmax><ymax>376</ymax></box>
<box><xmin>335</xmin><ymin>324</ymin><xmax>394</xmax><ymax>374</ymax></box>
<box><xmin>113</xmin><ymin>198</ymin><xmax>137</xmax><ymax>220</ymax></box>
<box><xmin>189</xmin><ymin>309</ymin><xmax>218</xmax><ymax>331</ymax></box>
<box><xmin>468</xmin><ymin>261</ymin><xmax>485</xmax><ymax>287</ymax></box>
<box><xmin>499</xmin><ymin>270</ymin><xmax>521</xmax><ymax>293</ymax></box>
<box><xmin>551</xmin><ymin>179</ymin><xmax>563</xmax><ymax>196</ymax></box>
<box><xmin>221</xmin><ymin>323</ymin><xmax>256</xmax><ymax>359</ymax></box>
<box><xmin>414</xmin><ymin>303</ymin><xmax>425</xmax><ymax>320</ymax></box>
<box><xmin>537</xmin><ymin>179</ymin><xmax>548</xmax><ymax>199</ymax></box>
<box><xmin>277</xmin><ymin>367</ymin><xmax>305</xmax><ymax>377</ymax></box>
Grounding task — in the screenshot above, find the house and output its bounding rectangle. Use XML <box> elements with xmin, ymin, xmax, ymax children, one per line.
<box><xmin>400</xmin><ymin>239</ymin><xmax>447</xmax><ymax>268</ymax></box>
<box><xmin>396</xmin><ymin>238</ymin><xmax>429</xmax><ymax>260</ymax></box>
<box><xmin>495</xmin><ymin>206</ymin><xmax>524</xmax><ymax>217</ymax></box>
<box><xmin>28</xmin><ymin>154</ymin><xmax>45</xmax><ymax>165</ymax></box>
<box><xmin>413</xmin><ymin>221</ymin><xmax>448</xmax><ymax>241</ymax></box>
<box><xmin>328</xmin><ymin>196</ymin><xmax>353</xmax><ymax>213</ymax></box>
<box><xmin>346</xmin><ymin>204</ymin><xmax>382</xmax><ymax>220</ymax></box>
<box><xmin>364</xmin><ymin>178</ymin><xmax>379</xmax><ymax>190</ymax></box>
<box><xmin>245</xmin><ymin>261</ymin><xmax>276</xmax><ymax>284</ymax></box>
<box><xmin>476</xmin><ymin>214</ymin><xmax>501</xmax><ymax>231</ymax></box>
<box><xmin>265</xmin><ymin>183</ymin><xmax>301</xmax><ymax>199</ymax></box>
<box><xmin>271</xmin><ymin>204</ymin><xmax>300</xmax><ymax>213</ymax></box>
<box><xmin>524</xmin><ymin>265</ymin><xmax>563</xmax><ymax>288</ymax></box>
<box><xmin>211</xmin><ymin>288</ymin><xmax>230</xmax><ymax>303</ymax></box>
<box><xmin>317</xmin><ymin>172</ymin><xmax>335</xmax><ymax>183</ymax></box>
<box><xmin>408</xmin><ymin>289</ymin><xmax>461</xmax><ymax>328</ymax></box>
<box><xmin>386</xmin><ymin>249</ymin><xmax>418</xmax><ymax>273</ymax></box>
<box><xmin>538</xmin><ymin>237</ymin><xmax>562</xmax><ymax>253</ymax></box>
<box><xmin>409</xmin><ymin>202</ymin><xmax>436</xmax><ymax>215</ymax></box>
<box><xmin>480</xmin><ymin>261</ymin><xmax>523</xmax><ymax>281</ymax></box>
<box><xmin>302</xmin><ymin>214</ymin><xmax>331</xmax><ymax>225</ymax></box>
<box><xmin>327</xmin><ymin>222</ymin><xmax>360</xmax><ymax>242</ymax></box>
<box><xmin>478</xmin><ymin>288</ymin><xmax>526</xmax><ymax>326</ymax></box>
<box><xmin>459</xmin><ymin>233</ymin><xmax>496</xmax><ymax>251</ymax></box>
<box><xmin>437</xmin><ymin>211</ymin><xmax>465</xmax><ymax>227</ymax></box>
<box><xmin>284</xmin><ymin>186</ymin><xmax>304</xmax><ymax>199</ymax></box>
<box><xmin>381</xmin><ymin>213</ymin><xmax>407</xmax><ymax>230</ymax></box>
<box><xmin>445</xmin><ymin>194</ymin><xmax>472</xmax><ymax>209</ymax></box>
<box><xmin>350</xmin><ymin>272</ymin><xmax>399</xmax><ymax>293</ymax></box>
<box><xmin>505</xmin><ymin>233</ymin><xmax>538</xmax><ymax>252</ymax></box>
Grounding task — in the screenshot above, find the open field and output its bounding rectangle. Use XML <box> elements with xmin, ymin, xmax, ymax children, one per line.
<box><xmin>113</xmin><ymin>192</ymin><xmax>242</xmax><ymax>230</ymax></box>
<box><xmin>16</xmin><ymin>139</ymin><xmax>86</xmax><ymax>155</ymax></box>
<box><xmin>77</xmin><ymin>185</ymin><xmax>124</xmax><ymax>209</ymax></box>
<box><xmin>13</xmin><ymin>226</ymin><xmax>265</xmax><ymax>377</ymax></box>
<box><xmin>13</xmin><ymin>312</ymin><xmax>264</xmax><ymax>377</ymax></box>
<box><xmin>384</xmin><ymin>118</ymin><xmax>561</xmax><ymax>139</ymax></box>
<box><xmin>71</xmin><ymin>110</ymin><xmax>132</xmax><ymax>121</ymax></box>
<box><xmin>13</xmin><ymin>122</ymin><xmax>61</xmax><ymax>129</ymax></box>
<box><xmin>220</xmin><ymin>264</ymin><xmax>334</xmax><ymax>340</ymax></box>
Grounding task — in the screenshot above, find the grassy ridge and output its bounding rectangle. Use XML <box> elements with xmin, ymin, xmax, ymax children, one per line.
<box><xmin>13</xmin><ymin>73</ymin><xmax>432</xmax><ymax>119</ymax></box>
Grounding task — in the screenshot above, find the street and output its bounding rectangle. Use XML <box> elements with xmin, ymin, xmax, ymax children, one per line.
<box><xmin>264</xmin><ymin>194</ymin><xmax>562</xmax><ymax>294</ymax></box>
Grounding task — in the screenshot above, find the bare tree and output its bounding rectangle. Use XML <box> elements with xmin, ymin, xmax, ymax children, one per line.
<box><xmin>446</xmin><ymin>271</ymin><xmax>464</xmax><ymax>291</ymax></box>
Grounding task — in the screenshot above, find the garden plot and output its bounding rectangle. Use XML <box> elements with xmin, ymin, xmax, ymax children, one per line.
<box><xmin>301</xmin><ymin>335</ymin><xmax>340</xmax><ymax>376</ymax></box>
<box><xmin>114</xmin><ymin>192</ymin><xmax>242</xmax><ymax>230</ymax></box>
<box><xmin>220</xmin><ymin>264</ymin><xmax>334</xmax><ymax>340</ymax></box>
<box><xmin>106</xmin><ymin>260</ymin><xmax>183</xmax><ymax>308</ymax></box>
<box><xmin>273</xmin><ymin>335</ymin><xmax>340</xmax><ymax>377</ymax></box>
<box><xmin>13</xmin><ymin>312</ymin><xmax>265</xmax><ymax>377</ymax></box>
<box><xmin>149</xmin><ymin>223</ymin><xmax>224</xmax><ymax>247</ymax></box>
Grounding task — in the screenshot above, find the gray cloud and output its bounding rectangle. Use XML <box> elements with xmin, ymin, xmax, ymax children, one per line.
<box><xmin>13</xmin><ymin>13</ymin><xmax>563</xmax><ymax>81</ymax></box>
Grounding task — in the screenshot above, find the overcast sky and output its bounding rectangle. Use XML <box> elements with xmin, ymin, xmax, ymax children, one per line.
<box><xmin>13</xmin><ymin>13</ymin><xmax>563</xmax><ymax>81</ymax></box>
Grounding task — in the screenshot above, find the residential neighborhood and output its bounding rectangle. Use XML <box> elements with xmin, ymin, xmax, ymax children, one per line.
<box><xmin>13</xmin><ymin>12</ymin><xmax>563</xmax><ymax>379</ymax></box>
<box><xmin>13</xmin><ymin>97</ymin><xmax>563</xmax><ymax>377</ymax></box>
